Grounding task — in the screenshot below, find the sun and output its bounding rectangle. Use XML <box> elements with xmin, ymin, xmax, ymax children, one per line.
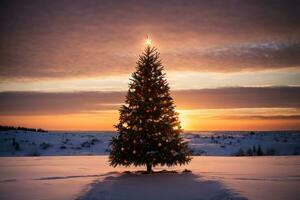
<box><xmin>178</xmin><ymin>112</ymin><xmax>187</xmax><ymax>130</ymax></box>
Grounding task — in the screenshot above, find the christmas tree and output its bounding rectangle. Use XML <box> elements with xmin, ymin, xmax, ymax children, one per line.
<box><xmin>109</xmin><ymin>41</ymin><xmax>192</xmax><ymax>173</ymax></box>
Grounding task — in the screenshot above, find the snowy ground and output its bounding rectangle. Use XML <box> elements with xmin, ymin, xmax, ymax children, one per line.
<box><xmin>0</xmin><ymin>156</ymin><xmax>299</xmax><ymax>200</ymax></box>
<box><xmin>1</xmin><ymin>130</ymin><xmax>300</xmax><ymax>156</ymax></box>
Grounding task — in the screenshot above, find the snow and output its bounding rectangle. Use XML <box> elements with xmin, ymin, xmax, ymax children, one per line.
<box><xmin>1</xmin><ymin>130</ymin><xmax>299</xmax><ymax>199</ymax></box>
<box><xmin>0</xmin><ymin>130</ymin><xmax>299</xmax><ymax>156</ymax></box>
<box><xmin>0</xmin><ymin>156</ymin><xmax>299</xmax><ymax>200</ymax></box>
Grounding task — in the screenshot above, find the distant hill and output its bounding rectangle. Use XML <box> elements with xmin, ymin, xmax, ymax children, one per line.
<box><xmin>0</xmin><ymin>125</ymin><xmax>47</xmax><ymax>133</ymax></box>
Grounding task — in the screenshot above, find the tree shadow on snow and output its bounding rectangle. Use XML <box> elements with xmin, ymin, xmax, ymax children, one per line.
<box><xmin>76</xmin><ymin>171</ymin><xmax>247</xmax><ymax>200</ymax></box>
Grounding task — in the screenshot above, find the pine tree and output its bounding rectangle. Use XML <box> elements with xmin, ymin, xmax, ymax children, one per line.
<box><xmin>109</xmin><ymin>45</ymin><xmax>192</xmax><ymax>173</ymax></box>
<box><xmin>252</xmin><ymin>145</ymin><xmax>257</xmax><ymax>154</ymax></box>
<box><xmin>246</xmin><ymin>148</ymin><xmax>253</xmax><ymax>156</ymax></box>
<box><xmin>257</xmin><ymin>145</ymin><xmax>264</xmax><ymax>156</ymax></box>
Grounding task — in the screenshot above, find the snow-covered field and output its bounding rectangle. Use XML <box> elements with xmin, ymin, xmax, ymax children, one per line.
<box><xmin>1</xmin><ymin>130</ymin><xmax>300</xmax><ymax>156</ymax></box>
<box><xmin>0</xmin><ymin>156</ymin><xmax>299</xmax><ymax>200</ymax></box>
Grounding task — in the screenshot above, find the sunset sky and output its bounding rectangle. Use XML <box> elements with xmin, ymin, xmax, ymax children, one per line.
<box><xmin>1</xmin><ymin>0</ymin><xmax>300</xmax><ymax>131</ymax></box>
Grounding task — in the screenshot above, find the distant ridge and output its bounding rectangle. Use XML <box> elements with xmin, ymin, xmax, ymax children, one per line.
<box><xmin>0</xmin><ymin>125</ymin><xmax>47</xmax><ymax>133</ymax></box>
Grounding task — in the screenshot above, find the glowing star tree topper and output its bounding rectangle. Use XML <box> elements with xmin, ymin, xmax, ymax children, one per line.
<box><xmin>145</xmin><ymin>35</ymin><xmax>152</xmax><ymax>46</ymax></box>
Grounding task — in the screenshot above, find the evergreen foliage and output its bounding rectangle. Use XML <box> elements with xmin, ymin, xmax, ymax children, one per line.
<box><xmin>257</xmin><ymin>145</ymin><xmax>264</xmax><ymax>156</ymax></box>
<box><xmin>109</xmin><ymin>46</ymin><xmax>192</xmax><ymax>173</ymax></box>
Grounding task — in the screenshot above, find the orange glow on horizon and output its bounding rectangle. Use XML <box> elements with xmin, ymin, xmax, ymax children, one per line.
<box><xmin>0</xmin><ymin>112</ymin><xmax>118</xmax><ymax>131</ymax></box>
<box><xmin>1</xmin><ymin>109</ymin><xmax>300</xmax><ymax>131</ymax></box>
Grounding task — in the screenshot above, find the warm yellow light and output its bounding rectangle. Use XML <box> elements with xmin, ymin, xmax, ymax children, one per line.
<box><xmin>145</xmin><ymin>38</ymin><xmax>152</xmax><ymax>46</ymax></box>
<box><xmin>178</xmin><ymin>113</ymin><xmax>187</xmax><ymax>130</ymax></box>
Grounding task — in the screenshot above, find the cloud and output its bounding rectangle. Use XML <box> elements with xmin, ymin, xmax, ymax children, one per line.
<box><xmin>1</xmin><ymin>87</ymin><xmax>300</xmax><ymax>115</ymax></box>
<box><xmin>172</xmin><ymin>86</ymin><xmax>300</xmax><ymax>109</ymax></box>
<box><xmin>0</xmin><ymin>0</ymin><xmax>300</xmax><ymax>80</ymax></box>
<box><xmin>2</xmin><ymin>69</ymin><xmax>300</xmax><ymax>92</ymax></box>
<box><xmin>0</xmin><ymin>91</ymin><xmax>124</xmax><ymax>115</ymax></box>
<box><xmin>220</xmin><ymin>115</ymin><xmax>300</xmax><ymax>120</ymax></box>
<box><xmin>164</xmin><ymin>40</ymin><xmax>300</xmax><ymax>72</ymax></box>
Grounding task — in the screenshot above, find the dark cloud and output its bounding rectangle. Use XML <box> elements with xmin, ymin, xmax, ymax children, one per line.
<box><xmin>220</xmin><ymin>115</ymin><xmax>300</xmax><ymax>120</ymax></box>
<box><xmin>173</xmin><ymin>87</ymin><xmax>300</xmax><ymax>109</ymax></box>
<box><xmin>1</xmin><ymin>87</ymin><xmax>300</xmax><ymax>115</ymax></box>
<box><xmin>0</xmin><ymin>91</ymin><xmax>124</xmax><ymax>115</ymax></box>
<box><xmin>0</xmin><ymin>0</ymin><xmax>300</xmax><ymax>80</ymax></box>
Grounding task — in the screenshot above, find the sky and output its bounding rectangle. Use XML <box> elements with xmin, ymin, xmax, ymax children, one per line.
<box><xmin>0</xmin><ymin>0</ymin><xmax>300</xmax><ymax>131</ymax></box>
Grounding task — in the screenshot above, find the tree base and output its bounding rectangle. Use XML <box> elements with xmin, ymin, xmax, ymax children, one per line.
<box><xmin>146</xmin><ymin>164</ymin><xmax>152</xmax><ymax>174</ymax></box>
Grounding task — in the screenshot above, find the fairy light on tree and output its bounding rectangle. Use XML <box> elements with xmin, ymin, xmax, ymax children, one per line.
<box><xmin>109</xmin><ymin>36</ymin><xmax>192</xmax><ymax>173</ymax></box>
